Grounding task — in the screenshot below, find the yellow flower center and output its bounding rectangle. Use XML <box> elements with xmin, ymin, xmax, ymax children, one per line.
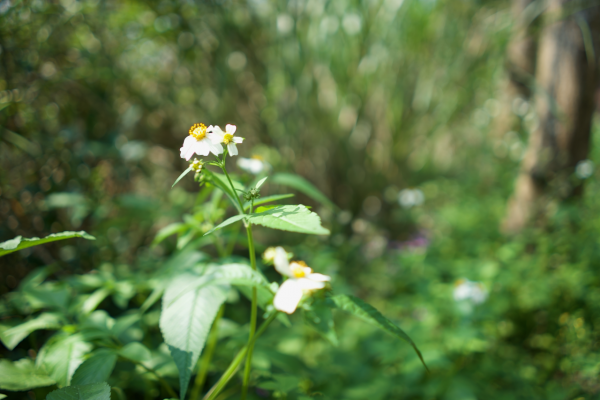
<box><xmin>189</xmin><ymin>123</ymin><xmax>207</xmax><ymax>140</ymax></box>
<box><xmin>290</xmin><ymin>261</ymin><xmax>311</xmax><ymax>278</ymax></box>
<box><xmin>223</xmin><ymin>134</ymin><xmax>234</xmax><ymax>144</ymax></box>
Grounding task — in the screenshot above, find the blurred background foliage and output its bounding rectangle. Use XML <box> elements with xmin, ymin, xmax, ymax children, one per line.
<box><xmin>1</xmin><ymin>0</ymin><xmax>600</xmax><ymax>398</ymax></box>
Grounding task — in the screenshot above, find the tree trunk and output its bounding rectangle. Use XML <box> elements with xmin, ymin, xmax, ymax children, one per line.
<box><xmin>503</xmin><ymin>0</ymin><xmax>600</xmax><ymax>233</ymax></box>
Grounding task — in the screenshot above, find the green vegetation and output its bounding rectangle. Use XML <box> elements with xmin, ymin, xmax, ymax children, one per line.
<box><xmin>1</xmin><ymin>0</ymin><xmax>599</xmax><ymax>399</ymax></box>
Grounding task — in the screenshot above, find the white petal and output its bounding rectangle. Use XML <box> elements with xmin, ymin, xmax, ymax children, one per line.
<box><xmin>194</xmin><ymin>140</ymin><xmax>210</xmax><ymax>156</ymax></box>
<box><xmin>273</xmin><ymin>280</ymin><xmax>303</xmax><ymax>314</ymax></box>
<box><xmin>207</xmin><ymin>131</ymin><xmax>223</xmax><ymax>144</ymax></box>
<box><xmin>184</xmin><ymin>142</ymin><xmax>198</xmax><ymax>160</ymax></box>
<box><xmin>296</xmin><ymin>278</ymin><xmax>325</xmax><ymax>290</ymax></box>
<box><xmin>307</xmin><ymin>273</ymin><xmax>331</xmax><ymax>282</ymax></box>
<box><xmin>233</xmin><ymin>136</ymin><xmax>244</xmax><ymax>144</ymax></box>
<box><xmin>274</xmin><ymin>247</ymin><xmax>292</xmax><ymax>277</ymax></box>
<box><xmin>228</xmin><ymin>143</ymin><xmax>238</xmax><ymax>156</ymax></box>
<box><xmin>225</xmin><ymin>124</ymin><xmax>237</xmax><ymax>134</ymax></box>
<box><xmin>210</xmin><ymin>142</ymin><xmax>224</xmax><ymax>155</ymax></box>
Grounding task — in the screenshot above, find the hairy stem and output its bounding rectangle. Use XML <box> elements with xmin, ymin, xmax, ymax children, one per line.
<box><xmin>202</xmin><ymin>312</ymin><xmax>278</xmax><ymax>400</ymax></box>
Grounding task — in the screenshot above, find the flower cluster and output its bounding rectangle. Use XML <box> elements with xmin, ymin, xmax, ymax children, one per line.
<box><xmin>180</xmin><ymin>123</ymin><xmax>244</xmax><ymax>161</ymax></box>
<box><xmin>266</xmin><ymin>247</ymin><xmax>331</xmax><ymax>314</ymax></box>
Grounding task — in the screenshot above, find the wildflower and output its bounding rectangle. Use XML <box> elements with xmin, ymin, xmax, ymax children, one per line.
<box><xmin>190</xmin><ymin>158</ymin><xmax>204</xmax><ymax>172</ymax></box>
<box><xmin>209</xmin><ymin>124</ymin><xmax>244</xmax><ymax>156</ymax></box>
<box><xmin>453</xmin><ymin>279</ymin><xmax>487</xmax><ymax>304</ymax></box>
<box><xmin>238</xmin><ymin>156</ymin><xmax>266</xmax><ymax>174</ymax></box>
<box><xmin>263</xmin><ymin>247</ymin><xmax>278</xmax><ymax>264</ymax></box>
<box><xmin>272</xmin><ymin>247</ymin><xmax>330</xmax><ymax>314</ymax></box>
<box><xmin>180</xmin><ymin>123</ymin><xmax>223</xmax><ymax>160</ymax></box>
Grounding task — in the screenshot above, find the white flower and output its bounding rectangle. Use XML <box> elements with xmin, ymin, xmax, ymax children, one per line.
<box><xmin>237</xmin><ymin>157</ymin><xmax>266</xmax><ymax>174</ymax></box>
<box><xmin>272</xmin><ymin>247</ymin><xmax>330</xmax><ymax>314</ymax></box>
<box><xmin>453</xmin><ymin>279</ymin><xmax>488</xmax><ymax>304</ymax></box>
<box><xmin>209</xmin><ymin>124</ymin><xmax>244</xmax><ymax>156</ymax></box>
<box><xmin>398</xmin><ymin>188</ymin><xmax>424</xmax><ymax>209</ymax></box>
<box><xmin>180</xmin><ymin>123</ymin><xmax>223</xmax><ymax>160</ymax></box>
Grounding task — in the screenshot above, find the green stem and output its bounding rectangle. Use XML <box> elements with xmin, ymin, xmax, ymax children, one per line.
<box><xmin>190</xmin><ymin>304</ymin><xmax>225</xmax><ymax>400</ymax></box>
<box><xmin>241</xmin><ymin>223</ymin><xmax>258</xmax><ymax>400</ymax></box>
<box><xmin>202</xmin><ymin>312</ymin><xmax>278</xmax><ymax>400</ymax></box>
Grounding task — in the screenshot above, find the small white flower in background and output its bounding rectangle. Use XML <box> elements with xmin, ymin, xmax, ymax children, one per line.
<box><xmin>180</xmin><ymin>123</ymin><xmax>223</xmax><ymax>160</ymax></box>
<box><xmin>209</xmin><ymin>124</ymin><xmax>244</xmax><ymax>156</ymax></box>
<box><xmin>398</xmin><ymin>188</ymin><xmax>424</xmax><ymax>209</ymax></box>
<box><xmin>576</xmin><ymin>159</ymin><xmax>594</xmax><ymax>179</ymax></box>
<box><xmin>190</xmin><ymin>158</ymin><xmax>204</xmax><ymax>172</ymax></box>
<box><xmin>453</xmin><ymin>279</ymin><xmax>488</xmax><ymax>304</ymax></box>
<box><xmin>237</xmin><ymin>156</ymin><xmax>266</xmax><ymax>174</ymax></box>
<box><xmin>272</xmin><ymin>247</ymin><xmax>330</xmax><ymax>314</ymax></box>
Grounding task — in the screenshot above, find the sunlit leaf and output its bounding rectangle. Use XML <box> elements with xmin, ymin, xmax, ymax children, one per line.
<box><xmin>153</xmin><ymin>222</ymin><xmax>187</xmax><ymax>246</ymax></box>
<box><xmin>243</xmin><ymin>194</ymin><xmax>295</xmax><ymax>210</ymax></box>
<box><xmin>0</xmin><ymin>358</ymin><xmax>56</xmax><ymax>391</ymax></box>
<box><xmin>247</xmin><ymin>205</ymin><xmax>330</xmax><ymax>235</ymax></box>
<box><xmin>0</xmin><ymin>231</ymin><xmax>96</xmax><ymax>257</ymax></box>
<box><xmin>160</xmin><ymin>276</ymin><xmax>229</xmax><ymax>400</ymax></box>
<box><xmin>172</xmin><ymin>166</ymin><xmax>193</xmax><ymax>188</ymax></box>
<box><xmin>255</xmin><ymin>176</ymin><xmax>268</xmax><ymax>189</ymax></box>
<box><xmin>0</xmin><ymin>312</ymin><xmax>64</xmax><ymax>350</ymax></box>
<box><xmin>331</xmin><ymin>294</ymin><xmax>428</xmax><ymax>371</ymax></box>
<box><xmin>37</xmin><ymin>334</ymin><xmax>93</xmax><ymax>387</ymax></box>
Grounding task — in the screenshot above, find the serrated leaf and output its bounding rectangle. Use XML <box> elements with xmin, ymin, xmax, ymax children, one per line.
<box><xmin>271</xmin><ymin>173</ymin><xmax>335</xmax><ymax>209</ymax></box>
<box><xmin>255</xmin><ymin>176</ymin><xmax>268</xmax><ymax>189</ymax></box>
<box><xmin>46</xmin><ymin>381</ymin><xmax>111</xmax><ymax>400</ymax></box>
<box><xmin>160</xmin><ymin>276</ymin><xmax>229</xmax><ymax>400</ymax></box>
<box><xmin>172</xmin><ymin>166</ymin><xmax>193</xmax><ymax>188</ymax></box>
<box><xmin>243</xmin><ymin>194</ymin><xmax>295</xmax><ymax>211</ymax></box>
<box><xmin>71</xmin><ymin>350</ymin><xmax>117</xmax><ymax>386</ymax></box>
<box><xmin>247</xmin><ymin>205</ymin><xmax>330</xmax><ymax>235</ymax></box>
<box><xmin>331</xmin><ymin>294</ymin><xmax>428</xmax><ymax>371</ymax></box>
<box><xmin>0</xmin><ymin>312</ymin><xmax>64</xmax><ymax>350</ymax></box>
<box><xmin>0</xmin><ymin>358</ymin><xmax>56</xmax><ymax>391</ymax></box>
<box><xmin>0</xmin><ymin>231</ymin><xmax>96</xmax><ymax>257</ymax></box>
<box><xmin>37</xmin><ymin>334</ymin><xmax>93</xmax><ymax>387</ymax></box>
<box><xmin>203</xmin><ymin>214</ymin><xmax>245</xmax><ymax>236</ymax></box>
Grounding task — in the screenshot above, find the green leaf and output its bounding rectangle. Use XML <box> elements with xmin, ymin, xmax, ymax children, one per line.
<box><xmin>247</xmin><ymin>205</ymin><xmax>330</xmax><ymax>235</ymax></box>
<box><xmin>71</xmin><ymin>350</ymin><xmax>117</xmax><ymax>386</ymax></box>
<box><xmin>37</xmin><ymin>334</ymin><xmax>93</xmax><ymax>387</ymax></box>
<box><xmin>205</xmin><ymin>170</ymin><xmax>243</xmax><ymax>213</ymax></box>
<box><xmin>0</xmin><ymin>358</ymin><xmax>56</xmax><ymax>391</ymax></box>
<box><xmin>271</xmin><ymin>173</ymin><xmax>336</xmax><ymax>209</ymax></box>
<box><xmin>0</xmin><ymin>312</ymin><xmax>64</xmax><ymax>350</ymax></box>
<box><xmin>152</xmin><ymin>223</ymin><xmax>187</xmax><ymax>246</ymax></box>
<box><xmin>81</xmin><ymin>288</ymin><xmax>112</xmax><ymax>315</ymax></box>
<box><xmin>0</xmin><ymin>231</ymin><xmax>96</xmax><ymax>257</ymax></box>
<box><xmin>203</xmin><ymin>214</ymin><xmax>245</xmax><ymax>236</ymax></box>
<box><xmin>118</xmin><ymin>342</ymin><xmax>151</xmax><ymax>363</ymax></box>
<box><xmin>255</xmin><ymin>176</ymin><xmax>268</xmax><ymax>189</ymax></box>
<box><xmin>0</xmin><ymin>394</ymin><xmax>6</xmax><ymax>399</ymax></box>
<box><xmin>160</xmin><ymin>276</ymin><xmax>229</xmax><ymax>400</ymax></box>
<box><xmin>46</xmin><ymin>381</ymin><xmax>111</xmax><ymax>400</ymax></box>
<box><xmin>243</xmin><ymin>194</ymin><xmax>295</xmax><ymax>210</ymax></box>
<box><xmin>331</xmin><ymin>294</ymin><xmax>428</xmax><ymax>371</ymax></box>
<box><xmin>172</xmin><ymin>166</ymin><xmax>193</xmax><ymax>188</ymax></box>
<box><xmin>304</xmin><ymin>300</ymin><xmax>338</xmax><ymax>346</ymax></box>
